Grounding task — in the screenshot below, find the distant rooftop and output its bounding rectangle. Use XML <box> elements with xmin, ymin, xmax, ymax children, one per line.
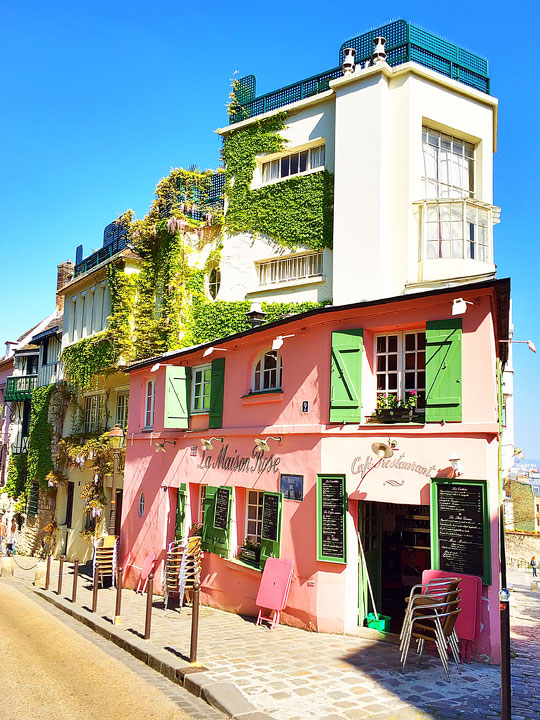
<box><xmin>229</xmin><ymin>20</ymin><xmax>489</xmax><ymax>124</ymax></box>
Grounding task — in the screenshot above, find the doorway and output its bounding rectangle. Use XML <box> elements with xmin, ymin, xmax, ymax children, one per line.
<box><xmin>358</xmin><ymin>501</ymin><xmax>431</xmax><ymax>633</ymax></box>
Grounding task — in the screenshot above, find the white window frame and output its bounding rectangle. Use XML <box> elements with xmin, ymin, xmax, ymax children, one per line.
<box><xmin>257</xmin><ymin>251</ymin><xmax>323</xmax><ymax>286</ymax></box>
<box><xmin>260</xmin><ymin>144</ymin><xmax>325</xmax><ymax>187</ymax></box>
<box><xmin>245</xmin><ymin>490</ymin><xmax>264</xmax><ymax>544</ymax></box>
<box><xmin>115</xmin><ymin>391</ymin><xmax>129</xmax><ymax>429</ymax></box>
<box><xmin>191</xmin><ymin>364</ymin><xmax>212</xmax><ymax>414</ymax></box>
<box><xmin>144</xmin><ymin>379</ymin><xmax>155</xmax><ymax>429</ymax></box>
<box><xmin>84</xmin><ymin>393</ymin><xmax>103</xmax><ymax>434</ymax></box>
<box><xmin>422</xmin><ymin>126</ymin><xmax>475</xmax><ymax>200</ymax></box>
<box><xmin>375</xmin><ymin>331</ymin><xmax>426</xmax><ymax>409</ymax></box>
<box><xmin>252</xmin><ymin>350</ymin><xmax>282</xmax><ymax>393</ymax></box>
<box><xmin>198</xmin><ymin>485</ymin><xmax>207</xmax><ymax>525</ymax></box>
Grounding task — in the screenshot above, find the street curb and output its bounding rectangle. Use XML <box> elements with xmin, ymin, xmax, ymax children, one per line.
<box><xmin>33</xmin><ymin>588</ymin><xmax>275</xmax><ymax>719</ymax></box>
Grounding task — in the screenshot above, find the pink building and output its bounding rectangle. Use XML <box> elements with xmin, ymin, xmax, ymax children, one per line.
<box><xmin>121</xmin><ymin>278</ymin><xmax>510</xmax><ymax>663</ymax></box>
<box><xmin>0</xmin><ymin>351</ymin><xmax>15</xmax><ymax>487</ymax></box>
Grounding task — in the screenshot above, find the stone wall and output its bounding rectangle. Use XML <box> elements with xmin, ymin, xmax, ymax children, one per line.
<box><xmin>505</xmin><ymin>530</ymin><xmax>540</xmax><ymax>566</ymax></box>
<box><xmin>17</xmin><ymin>488</ymin><xmax>56</xmax><ymax>556</ymax></box>
<box><xmin>508</xmin><ymin>480</ymin><xmax>536</xmax><ymax>532</ymax></box>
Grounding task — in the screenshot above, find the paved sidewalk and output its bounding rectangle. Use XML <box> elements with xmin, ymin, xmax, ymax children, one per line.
<box><xmin>3</xmin><ymin>558</ymin><xmax>539</xmax><ymax>719</ymax></box>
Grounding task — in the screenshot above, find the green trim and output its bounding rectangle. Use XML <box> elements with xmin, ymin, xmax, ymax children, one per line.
<box><xmin>260</xmin><ymin>491</ymin><xmax>283</xmax><ymax>569</ymax></box>
<box><xmin>175</xmin><ymin>484</ymin><xmax>187</xmax><ymax>540</ymax></box>
<box><xmin>209</xmin><ymin>357</ymin><xmax>225</xmax><ymax>429</ymax></box>
<box><xmin>430</xmin><ymin>478</ymin><xmax>491</xmax><ymax>585</ymax></box>
<box><xmin>316</xmin><ymin>475</ymin><xmax>347</xmax><ymax>564</ymax></box>
<box><xmin>330</xmin><ymin>329</ymin><xmax>363</xmax><ymax>423</ymax></box>
<box><xmin>425</xmin><ymin>319</ymin><xmax>462</xmax><ymax>422</ymax></box>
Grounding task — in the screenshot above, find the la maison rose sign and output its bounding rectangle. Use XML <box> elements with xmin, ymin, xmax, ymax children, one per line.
<box><xmin>197</xmin><ymin>443</ymin><xmax>281</xmax><ymax>475</ymax></box>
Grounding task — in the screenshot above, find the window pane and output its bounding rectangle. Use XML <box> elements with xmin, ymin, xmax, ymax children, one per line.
<box><xmin>281</xmin><ymin>156</ymin><xmax>290</xmax><ymax>177</ymax></box>
<box><xmin>299</xmin><ymin>151</ymin><xmax>308</xmax><ymax>172</ymax></box>
<box><xmin>405</xmin><ymin>333</ymin><xmax>416</xmax><ymax>351</ymax></box>
<box><xmin>377</xmin><ymin>336</ymin><xmax>386</xmax><ymax>353</ymax></box>
<box><xmin>262</xmin><ymin>162</ymin><xmax>270</xmax><ymax>183</ymax></box>
<box><xmin>377</xmin><ymin>375</ymin><xmax>386</xmax><ymax>391</ymax></box>
<box><xmin>388</xmin><ymin>336</ymin><xmax>398</xmax><ymax>353</ymax></box>
<box><xmin>290</xmin><ymin>153</ymin><xmax>299</xmax><ymax>175</ymax></box>
<box><xmin>405</xmin><ymin>353</ymin><xmax>415</xmax><ymax>370</ymax></box>
<box><xmin>377</xmin><ymin>356</ymin><xmax>386</xmax><ymax>372</ymax></box>
<box><xmin>417</xmin><ymin>333</ymin><xmax>425</xmax><ymax>350</ymax></box>
<box><xmin>387</xmin><ymin>354</ymin><xmax>397</xmax><ymax>371</ymax></box>
<box><xmin>388</xmin><ymin>373</ymin><xmax>398</xmax><ymax>391</ymax></box>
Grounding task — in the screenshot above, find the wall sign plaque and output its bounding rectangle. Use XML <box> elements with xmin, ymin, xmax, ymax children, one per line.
<box><xmin>431</xmin><ymin>479</ymin><xmax>491</xmax><ymax>584</ymax></box>
<box><xmin>280</xmin><ymin>474</ymin><xmax>304</xmax><ymax>501</ymax></box>
<box><xmin>317</xmin><ymin>475</ymin><xmax>347</xmax><ymax>564</ymax></box>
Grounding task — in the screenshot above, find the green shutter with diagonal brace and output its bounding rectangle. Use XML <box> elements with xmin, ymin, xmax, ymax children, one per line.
<box><xmin>164</xmin><ymin>366</ymin><xmax>191</xmax><ymax>429</ymax></box>
<box><xmin>330</xmin><ymin>329</ymin><xmax>363</xmax><ymax>423</ymax></box>
<box><xmin>201</xmin><ymin>485</ymin><xmax>231</xmax><ymax>557</ymax></box>
<box><xmin>425</xmin><ymin>319</ymin><xmax>462</xmax><ymax>422</ymax></box>
<box><xmin>209</xmin><ymin>358</ymin><xmax>225</xmax><ymax>429</ymax></box>
<box><xmin>260</xmin><ymin>492</ymin><xmax>283</xmax><ymax>569</ymax></box>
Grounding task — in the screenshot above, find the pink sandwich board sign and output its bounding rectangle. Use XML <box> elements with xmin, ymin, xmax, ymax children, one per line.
<box><xmin>256</xmin><ymin>558</ymin><xmax>294</xmax><ymax>629</ymax></box>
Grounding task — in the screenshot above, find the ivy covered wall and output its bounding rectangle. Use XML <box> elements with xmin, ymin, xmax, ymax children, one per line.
<box><xmin>222</xmin><ymin>113</ymin><xmax>334</xmax><ymax>250</ymax></box>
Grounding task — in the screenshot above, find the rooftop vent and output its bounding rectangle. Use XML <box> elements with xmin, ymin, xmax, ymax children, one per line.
<box><xmin>342</xmin><ymin>47</ymin><xmax>356</xmax><ymax>75</ymax></box>
<box><xmin>372</xmin><ymin>36</ymin><xmax>387</xmax><ymax>65</ymax></box>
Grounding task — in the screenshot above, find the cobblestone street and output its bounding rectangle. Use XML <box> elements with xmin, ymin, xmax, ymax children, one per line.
<box><xmin>3</xmin><ymin>560</ymin><xmax>539</xmax><ymax>719</ymax></box>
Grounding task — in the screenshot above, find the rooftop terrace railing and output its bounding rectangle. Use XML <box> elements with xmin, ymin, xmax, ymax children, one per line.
<box><xmin>229</xmin><ymin>20</ymin><xmax>489</xmax><ymax>124</ymax></box>
<box><xmin>74</xmin><ymin>236</ymin><xmax>127</xmax><ymax>278</ymax></box>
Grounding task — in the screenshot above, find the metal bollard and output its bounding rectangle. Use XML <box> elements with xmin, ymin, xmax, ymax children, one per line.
<box><xmin>57</xmin><ymin>555</ymin><xmax>66</xmax><ymax>595</ymax></box>
<box><xmin>45</xmin><ymin>555</ymin><xmax>51</xmax><ymax>590</ymax></box>
<box><xmin>190</xmin><ymin>579</ymin><xmax>201</xmax><ymax>663</ymax></box>
<box><xmin>71</xmin><ymin>559</ymin><xmax>79</xmax><ymax>603</ymax></box>
<box><xmin>92</xmin><ymin>562</ymin><xmax>99</xmax><ymax>613</ymax></box>
<box><xmin>114</xmin><ymin>567</ymin><xmax>123</xmax><ymax>624</ymax></box>
<box><xmin>144</xmin><ymin>573</ymin><xmax>154</xmax><ymax>640</ymax></box>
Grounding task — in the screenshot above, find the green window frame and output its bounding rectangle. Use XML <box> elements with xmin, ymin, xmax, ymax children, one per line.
<box><xmin>191</xmin><ymin>364</ymin><xmax>212</xmax><ymax>413</ymax></box>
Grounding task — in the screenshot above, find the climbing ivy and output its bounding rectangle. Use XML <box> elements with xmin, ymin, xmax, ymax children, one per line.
<box><xmin>186</xmin><ymin>299</ymin><xmax>330</xmax><ymax>346</ymax></box>
<box><xmin>222</xmin><ymin>113</ymin><xmax>334</xmax><ymax>250</ymax></box>
<box><xmin>107</xmin><ymin>261</ymin><xmax>137</xmax><ymax>362</ymax></box>
<box><xmin>27</xmin><ymin>385</ymin><xmax>54</xmax><ymax>490</ymax></box>
<box><xmin>5</xmin><ymin>453</ymin><xmax>27</xmax><ymax>499</ymax></box>
<box><xmin>61</xmin><ymin>331</ymin><xmax>118</xmax><ymax>391</ymax></box>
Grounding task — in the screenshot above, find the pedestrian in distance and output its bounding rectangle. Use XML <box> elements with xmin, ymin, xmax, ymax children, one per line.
<box><xmin>0</xmin><ymin>514</ymin><xmax>6</xmax><ymax>555</ymax></box>
<box><xmin>531</xmin><ymin>556</ymin><xmax>537</xmax><ymax>578</ymax></box>
<box><xmin>5</xmin><ymin>518</ymin><xmax>17</xmax><ymax>557</ymax></box>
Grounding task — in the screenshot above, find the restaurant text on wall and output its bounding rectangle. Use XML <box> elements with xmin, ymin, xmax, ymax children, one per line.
<box><xmin>197</xmin><ymin>443</ymin><xmax>281</xmax><ymax>475</ymax></box>
<box><xmin>351</xmin><ymin>452</ymin><xmax>440</xmax><ymax>481</ymax></box>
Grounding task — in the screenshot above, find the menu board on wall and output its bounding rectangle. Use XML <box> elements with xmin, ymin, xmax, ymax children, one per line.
<box><xmin>213</xmin><ymin>487</ymin><xmax>230</xmax><ymax>530</ymax></box>
<box><xmin>431</xmin><ymin>480</ymin><xmax>490</xmax><ymax>584</ymax></box>
<box><xmin>317</xmin><ymin>476</ymin><xmax>347</xmax><ymax>564</ymax></box>
<box><xmin>261</xmin><ymin>493</ymin><xmax>280</xmax><ymax>542</ymax></box>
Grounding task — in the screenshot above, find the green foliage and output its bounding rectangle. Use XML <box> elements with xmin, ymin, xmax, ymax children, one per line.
<box><xmin>27</xmin><ymin>385</ymin><xmax>54</xmax><ymax>490</ymax></box>
<box><xmin>5</xmin><ymin>453</ymin><xmax>27</xmax><ymax>499</ymax></box>
<box><xmin>222</xmin><ymin>113</ymin><xmax>334</xmax><ymax>250</ymax></box>
<box><xmin>61</xmin><ymin>331</ymin><xmax>118</xmax><ymax>391</ymax></box>
<box><xmin>186</xmin><ymin>299</ymin><xmax>330</xmax><ymax>346</ymax></box>
<box><xmin>107</xmin><ymin>261</ymin><xmax>137</xmax><ymax>362</ymax></box>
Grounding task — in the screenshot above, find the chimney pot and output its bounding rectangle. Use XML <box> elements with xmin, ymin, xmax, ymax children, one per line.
<box><xmin>372</xmin><ymin>36</ymin><xmax>387</xmax><ymax>65</ymax></box>
<box><xmin>342</xmin><ymin>47</ymin><xmax>356</xmax><ymax>75</ymax></box>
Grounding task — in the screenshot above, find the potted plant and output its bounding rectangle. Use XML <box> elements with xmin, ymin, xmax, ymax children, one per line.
<box><xmin>367</xmin><ymin>392</ymin><xmax>420</xmax><ymax>424</ymax></box>
<box><xmin>239</xmin><ymin>538</ymin><xmax>261</xmax><ymax>565</ymax></box>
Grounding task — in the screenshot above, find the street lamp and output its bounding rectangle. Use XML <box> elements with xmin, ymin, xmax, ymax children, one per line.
<box><xmin>107</xmin><ymin>424</ymin><xmax>124</xmax><ymax>535</ymax></box>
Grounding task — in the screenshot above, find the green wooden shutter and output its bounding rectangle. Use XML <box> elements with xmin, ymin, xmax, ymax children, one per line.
<box><xmin>201</xmin><ymin>485</ymin><xmax>231</xmax><ymax>557</ymax></box>
<box><xmin>330</xmin><ymin>329</ymin><xmax>363</xmax><ymax>423</ymax></box>
<box><xmin>175</xmin><ymin>484</ymin><xmax>187</xmax><ymax>541</ymax></box>
<box><xmin>260</xmin><ymin>492</ymin><xmax>283</xmax><ymax>569</ymax></box>
<box><xmin>164</xmin><ymin>366</ymin><xmax>191</xmax><ymax>429</ymax></box>
<box><xmin>201</xmin><ymin>486</ymin><xmax>218</xmax><ymax>553</ymax></box>
<box><xmin>425</xmin><ymin>319</ymin><xmax>462</xmax><ymax>422</ymax></box>
<box><xmin>209</xmin><ymin>357</ymin><xmax>225</xmax><ymax>429</ymax></box>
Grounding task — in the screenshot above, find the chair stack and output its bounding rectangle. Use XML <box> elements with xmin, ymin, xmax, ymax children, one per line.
<box><xmin>93</xmin><ymin>535</ymin><xmax>118</xmax><ymax>588</ymax></box>
<box><xmin>400</xmin><ymin>577</ymin><xmax>461</xmax><ymax>681</ymax></box>
<box><xmin>164</xmin><ymin>535</ymin><xmax>202</xmax><ymax>609</ymax></box>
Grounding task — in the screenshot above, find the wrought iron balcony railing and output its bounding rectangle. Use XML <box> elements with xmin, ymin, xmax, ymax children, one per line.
<box><xmin>5</xmin><ymin>375</ymin><xmax>38</xmax><ymax>402</ymax></box>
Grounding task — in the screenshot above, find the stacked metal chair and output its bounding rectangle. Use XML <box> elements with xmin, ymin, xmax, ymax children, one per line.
<box><xmin>93</xmin><ymin>535</ymin><xmax>118</xmax><ymax>588</ymax></box>
<box><xmin>400</xmin><ymin>577</ymin><xmax>462</xmax><ymax>681</ymax></box>
<box><xmin>164</xmin><ymin>535</ymin><xmax>202</xmax><ymax>610</ymax></box>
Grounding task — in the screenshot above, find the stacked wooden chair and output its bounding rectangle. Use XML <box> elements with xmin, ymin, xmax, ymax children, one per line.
<box><xmin>164</xmin><ymin>535</ymin><xmax>202</xmax><ymax>610</ymax></box>
<box><xmin>93</xmin><ymin>535</ymin><xmax>119</xmax><ymax>588</ymax></box>
<box><xmin>400</xmin><ymin>577</ymin><xmax>462</xmax><ymax>681</ymax></box>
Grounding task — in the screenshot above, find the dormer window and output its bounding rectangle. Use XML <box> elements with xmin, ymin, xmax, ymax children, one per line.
<box><xmin>253</xmin><ymin>350</ymin><xmax>282</xmax><ymax>392</ymax></box>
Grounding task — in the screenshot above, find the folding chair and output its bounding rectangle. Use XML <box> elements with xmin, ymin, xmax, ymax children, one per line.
<box><xmin>136</xmin><ymin>552</ymin><xmax>156</xmax><ymax>594</ymax></box>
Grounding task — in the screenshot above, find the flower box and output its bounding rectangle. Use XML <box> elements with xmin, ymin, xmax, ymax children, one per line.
<box><xmin>239</xmin><ymin>547</ymin><xmax>261</xmax><ymax>566</ymax></box>
<box><xmin>366</xmin><ymin>408</ymin><xmax>424</xmax><ymax>424</ymax></box>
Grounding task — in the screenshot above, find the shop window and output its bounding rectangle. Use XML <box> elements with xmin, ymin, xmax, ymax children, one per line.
<box><xmin>375</xmin><ymin>332</ymin><xmax>426</xmax><ymax>410</ymax></box>
<box><xmin>191</xmin><ymin>365</ymin><xmax>212</xmax><ymax>413</ymax></box>
<box><xmin>144</xmin><ymin>379</ymin><xmax>155</xmax><ymax>429</ymax></box>
<box><xmin>252</xmin><ymin>350</ymin><xmax>282</xmax><ymax>392</ymax></box>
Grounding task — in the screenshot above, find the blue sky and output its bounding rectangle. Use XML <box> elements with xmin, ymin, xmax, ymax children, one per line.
<box><xmin>1</xmin><ymin>1</ymin><xmax>538</xmax><ymax>454</ymax></box>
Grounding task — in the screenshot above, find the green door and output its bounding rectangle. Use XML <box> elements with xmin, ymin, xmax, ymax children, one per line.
<box><xmin>358</xmin><ymin>501</ymin><xmax>382</xmax><ymax>624</ymax></box>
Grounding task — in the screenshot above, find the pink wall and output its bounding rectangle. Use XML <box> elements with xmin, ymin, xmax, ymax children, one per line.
<box><xmin>121</xmin><ymin>285</ymin><xmax>504</xmax><ymax>659</ymax></box>
<box><xmin>0</xmin><ymin>358</ymin><xmax>14</xmax><ymax>486</ymax></box>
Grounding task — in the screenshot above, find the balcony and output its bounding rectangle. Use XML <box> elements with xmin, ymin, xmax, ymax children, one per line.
<box><xmin>229</xmin><ymin>20</ymin><xmax>490</xmax><ymax>123</ymax></box>
<box><xmin>5</xmin><ymin>375</ymin><xmax>38</xmax><ymax>401</ymax></box>
<box><xmin>74</xmin><ymin>236</ymin><xmax>127</xmax><ymax>278</ymax></box>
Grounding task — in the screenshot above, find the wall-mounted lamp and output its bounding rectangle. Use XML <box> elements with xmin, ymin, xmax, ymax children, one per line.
<box><xmin>498</xmin><ymin>340</ymin><xmax>536</xmax><ymax>353</ymax></box>
<box><xmin>448</xmin><ymin>451</ymin><xmax>464</xmax><ymax>478</ymax></box>
<box><xmin>254</xmin><ymin>436</ymin><xmax>282</xmax><ymax>452</ymax></box>
<box><xmin>452</xmin><ymin>298</ymin><xmax>476</xmax><ymax>316</ymax></box>
<box><xmin>501</xmin><ymin>444</ymin><xmax>524</xmax><ymax>460</ymax></box>
<box><xmin>155</xmin><ymin>440</ymin><xmax>176</xmax><ymax>453</ymax></box>
<box><xmin>150</xmin><ymin>363</ymin><xmax>164</xmax><ymax>373</ymax></box>
<box><xmin>203</xmin><ymin>346</ymin><xmax>229</xmax><ymax>358</ymax></box>
<box><xmin>272</xmin><ymin>334</ymin><xmax>295</xmax><ymax>351</ymax></box>
<box><xmin>200</xmin><ymin>436</ymin><xmax>224</xmax><ymax>451</ymax></box>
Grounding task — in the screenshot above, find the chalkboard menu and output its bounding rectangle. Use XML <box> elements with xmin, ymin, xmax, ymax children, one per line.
<box><xmin>262</xmin><ymin>493</ymin><xmax>280</xmax><ymax>542</ymax></box>
<box><xmin>317</xmin><ymin>476</ymin><xmax>347</xmax><ymax>563</ymax></box>
<box><xmin>432</xmin><ymin>480</ymin><xmax>490</xmax><ymax>584</ymax></box>
<box><xmin>213</xmin><ymin>487</ymin><xmax>230</xmax><ymax>530</ymax></box>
